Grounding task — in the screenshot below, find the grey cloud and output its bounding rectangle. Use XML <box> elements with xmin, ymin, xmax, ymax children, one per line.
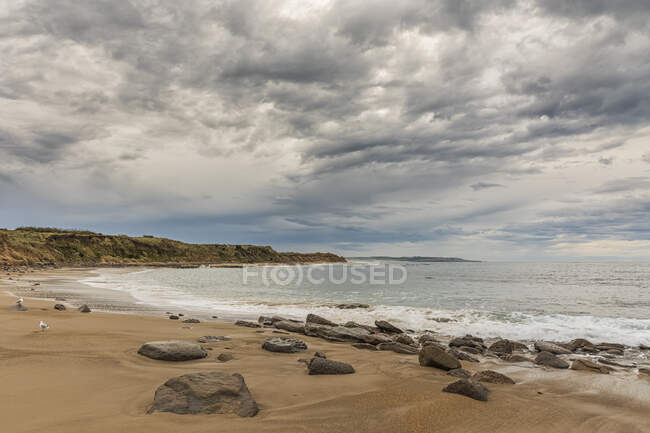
<box><xmin>471</xmin><ymin>182</ymin><xmax>505</xmax><ymax>191</ymax></box>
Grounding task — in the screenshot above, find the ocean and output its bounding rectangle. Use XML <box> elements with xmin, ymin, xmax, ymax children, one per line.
<box><xmin>81</xmin><ymin>260</ymin><xmax>650</xmax><ymax>346</ymax></box>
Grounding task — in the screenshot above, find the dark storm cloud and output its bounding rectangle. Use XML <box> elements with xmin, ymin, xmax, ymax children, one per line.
<box><xmin>1</xmin><ymin>0</ymin><xmax>650</xmax><ymax>258</ymax></box>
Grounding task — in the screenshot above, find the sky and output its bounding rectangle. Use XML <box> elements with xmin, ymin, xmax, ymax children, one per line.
<box><xmin>1</xmin><ymin>0</ymin><xmax>650</xmax><ymax>261</ymax></box>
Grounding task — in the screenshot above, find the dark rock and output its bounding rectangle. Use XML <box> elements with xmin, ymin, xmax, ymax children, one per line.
<box><xmin>178</xmin><ymin>313</ymin><xmax>184</xmax><ymax>317</ymax></box>
<box><xmin>272</xmin><ymin>330</ymin><xmax>289</xmax><ymax>335</ymax></box>
<box><xmin>306</xmin><ymin>313</ymin><xmax>337</xmax><ymax>327</ymax></box>
<box><xmin>169</xmin><ymin>315</ymin><xmax>179</xmax><ymax>320</ymax></box>
<box><xmin>182</xmin><ymin>318</ymin><xmax>200</xmax><ymax>323</ymax></box>
<box><xmin>138</xmin><ymin>341</ymin><xmax>208</xmax><ymax>361</ymax></box>
<box><xmin>488</xmin><ymin>339</ymin><xmax>514</xmax><ymax>355</ymax></box>
<box><xmin>78</xmin><ymin>304</ymin><xmax>91</xmax><ymax>313</ymax></box>
<box><xmin>512</xmin><ymin>341</ymin><xmax>529</xmax><ymax>352</ymax></box>
<box><xmin>197</xmin><ymin>336</ymin><xmax>231</xmax><ymax>343</ymax></box>
<box><xmin>235</xmin><ymin>320</ymin><xmax>261</xmax><ymax>328</ymax></box>
<box><xmin>54</xmin><ymin>304</ymin><xmax>66</xmax><ymax>311</ymax></box>
<box><xmin>305</xmin><ymin>323</ymin><xmax>373</xmax><ymax>343</ymax></box>
<box><xmin>447</xmin><ymin>368</ymin><xmax>472</xmax><ymax>379</ymax></box>
<box><xmin>363</xmin><ymin>333</ymin><xmax>393</xmax><ymax>345</ymax></box>
<box><xmin>604</xmin><ymin>348</ymin><xmax>624</xmax><ymax>356</ymax></box>
<box><xmin>534</xmin><ymin>341</ymin><xmax>571</xmax><ymax>355</ymax></box>
<box><xmin>343</xmin><ymin>321</ymin><xmax>380</xmax><ymax>333</ymax></box>
<box><xmin>639</xmin><ymin>368</ymin><xmax>650</xmax><ymax>375</ymax></box>
<box><xmin>314</xmin><ymin>351</ymin><xmax>327</xmax><ymax>359</ymax></box>
<box><xmin>419</xmin><ymin>345</ymin><xmax>461</xmax><ymax>370</ymax></box>
<box><xmin>335</xmin><ymin>303</ymin><xmax>369</xmax><ymax>309</ymax></box>
<box><xmin>570</xmin><ymin>359</ymin><xmax>612</xmax><ymax>374</ymax></box>
<box><xmin>567</xmin><ymin>338</ymin><xmax>594</xmax><ymax>351</ymax></box>
<box><xmin>352</xmin><ymin>343</ymin><xmax>378</xmax><ymax>351</ymax></box>
<box><xmin>395</xmin><ymin>334</ymin><xmax>417</xmax><ymax>346</ymax></box>
<box><xmin>449</xmin><ymin>337</ymin><xmax>486</xmax><ymax>352</ymax></box>
<box><xmin>534</xmin><ymin>351</ymin><xmax>569</xmax><ymax>369</ymax></box>
<box><xmin>442</xmin><ymin>379</ymin><xmax>488</xmax><ymax>401</ymax></box>
<box><xmin>639</xmin><ymin>344</ymin><xmax>649</xmax><ymax>351</ymax></box>
<box><xmin>374</xmin><ymin>320</ymin><xmax>403</xmax><ymax>334</ymax></box>
<box><xmin>257</xmin><ymin>316</ymin><xmax>274</xmax><ymax>325</ymax></box>
<box><xmin>458</xmin><ymin>345</ymin><xmax>482</xmax><ymax>355</ymax></box>
<box><xmin>274</xmin><ymin>320</ymin><xmax>306</xmax><ymax>334</ymax></box>
<box><xmin>473</xmin><ymin>370</ymin><xmax>515</xmax><ymax>384</ymax></box>
<box><xmin>448</xmin><ymin>348</ymin><xmax>479</xmax><ymax>363</ymax></box>
<box><xmin>418</xmin><ymin>334</ymin><xmax>439</xmax><ymax>345</ymax></box>
<box><xmin>307</xmin><ymin>358</ymin><xmax>355</xmax><ymax>375</ymax></box>
<box><xmin>377</xmin><ymin>342</ymin><xmax>419</xmax><ymax>355</ymax></box>
<box><xmin>505</xmin><ymin>354</ymin><xmax>532</xmax><ymax>363</ymax></box>
<box><xmin>211</xmin><ymin>315</ymin><xmax>218</xmax><ymax>319</ymax></box>
<box><xmin>262</xmin><ymin>337</ymin><xmax>307</xmax><ymax>353</ymax></box>
<box><xmin>598</xmin><ymin>358</ymin><xmax>635</xmax><ymax>368</ymax></box>
<box><xmin>147</xmin><ymin>372</ymin><xmax>258</xmax><ymax>417</ymax></box>
<box><xmin>216</xmin><ymin>353</ymin><xmax>233</xmax><ymax>362</ymax></box>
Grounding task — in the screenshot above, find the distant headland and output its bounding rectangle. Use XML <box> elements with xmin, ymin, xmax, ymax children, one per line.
<box><xmin>350</xmin><ymin>256</ymin><xmax>480</xmax><ymax>263</ymax></box>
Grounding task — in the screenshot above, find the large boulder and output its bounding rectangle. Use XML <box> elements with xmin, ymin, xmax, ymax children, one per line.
<box><xmin>274</xmin><ymin>320</ymin><xmax>306</xmax><ymax>334</ymax></box>
<box><xmin>306</xmin><ymin>314</ymin><xmax>338</xmax><ymax>327</ymax></box>
<box><xmin>377</xmin><ymin>342</ymin><xmax>419</xmax><ymax>355</ymax></box>
<box><xmin>570</xmin><ymin>359</ymin><xmax>612</xmax><ymax>374</ymax></box>
<box><xmin>472</xmin><ymin>370</ymin><xmax>515</xmax><ymax>384</ymax></box>
<box><xmin>442</xmin><ymin>379</ymin><xmax>488</xmax><ymax>401</ymax></box>
<box><xmin>262</xmin><ymin>337</ymin><xmax>307</xmax><ymax>353</ymax></box>
<box><xmin>488</xmin><ymin>339</ymin><xmax>514</xmax><ymax>355</ymax></box>
<box><xmin>374</xmin><ymin>320</ymin><xmax>403</xmax><ymax>334</ymax></box>
<box><xmin>534</xmin><ymin>341</ymin><xmax>571</xmax><ymax>355</ymax></box>
<box><xmin>534</xmin><ymin>351</ymin><xmax>569</xmax><ymax>369</ymax></box>
<box><xmin>147</xmin><ymin>372</ymin><xmax>258</xmax><ymax>417</ymax></box>
<box><xmin>307</xmin><ymin>358</ymin><xmax>355</xmax><ymax>375</ymax></box>
<box><xmin>138</xmin><ymin>341</ymin><xmax>208</xmax><ymax>361</ymax></box>
<box><xmin>419</xmin><ymin>345</ymin><xmax>461</xmax><ymax>370</ymax></box>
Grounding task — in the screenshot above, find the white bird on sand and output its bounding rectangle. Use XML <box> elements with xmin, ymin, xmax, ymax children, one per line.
<box><xmin>39</xmin><ymin>320</ymin><xmax>49</xmax><ymax>331</ymax></box>
<box><xmin>16</xmin><ymin>298</ymin><xmax>23</xmax><ymax>305</ymax></box>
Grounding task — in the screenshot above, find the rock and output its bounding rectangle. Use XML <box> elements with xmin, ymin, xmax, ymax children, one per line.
<box><xmin>344</xmin><ymin>321</ymin><xmax>379</xmax><ymax>333</ymax></box>
<box><xmin>307</xmin><ymin>358</ymin><xmax>355</xmax><ymax>375</ymax></box>
<box><xmin>418</xmin><ymin>334</ymin><xmax>439</xmax><ymax>345</ymax></box>
<box><xmin>419</xmin><ymin>345</ymin><xmax>461</xmax><ymax>370</ymax></box>
<box><xmin>534</xmin><ymin>351</ymin><xmax>569</xmax><ymax>369</ymax></box>
<box><xmin>352</xmin><ymin>343</ymin><xmax>378</xmax><ymax>351</ymax></box>
<box><xmin>274</xmin><ymin>320</ymin><xmax>306</xmax><ymax>334</ymax></box>
<box><xmin>512</xmin><ymin>341</ymin><xmax>529</xmax><ymax>352</ymax></box>
<box><xmin>505</xmin><ymin>354</ymin><xmax>532</xmax><ymax>363</ymax></box>
<box><xmin>138</xmin><ymin>341</ymin><xmax>208</xmax><ymax>361</ymax></box>
<box><xmin>374</xmin><ymin>320</ymin><xmax>403</xmax><ymax>334</ymax></box>
<box><xmin>534</xmin><ymin>341</ymin><xmax>571</xmax><ymax>355</ymax></box>
<box><xmin>169</xmin><ymin>315</ymin><xmax>179</xmax><ymax>320</ymax></box>
<box><xmin>449</xmin><ymin>337</ymin><xmax>485</xmax><ymax>352</ymax></box>
<box><xmin>261</xmin><ymin>337</ymin><xmax>307</xmax><ymax>353</ymax></box>
<box><xmin>78</xmin><ymin>304</ymin><xmax>91</xmax><ymax>313</ymax></box>
<box><xmin>430</xmin><ymin>317</ymin><xmax>455</xmax><ymax>323</ymax></box>
<box><xmin>314</xmin><ymin>351</ymin><xmax>327</xmax><ymax>359</ymax></box>
<box><xmin>304</xmin><ymin>323</ymin><xmax>372</xmax><ymax>343</ymax></box>
<box><xmin>272</xmin><ymin>330</ymin><xmax>289</xmax><ymax>335</ymax></box>
<box><xmin>570</xmin><ymin>359</ymin><xmax>612</xmax><ymax>374</ymax></box>
<box><xmin>211</xmin><ymin>315</ymin><xmax>218</xmax><ymax>319</ymax></box>
<box><xmin>448</xmin><ymin>348</ymin><xmax>479</xmax><ymax>363</ymax></box>
<box><xmin>488</xmin><ymin>339</ymin><xmax>514</xmax><ymax>355</ymax></box>
<box><xmin>458</xmin><ymin>345</ymin><xmax>482</xmax><ymax>355</ymax></box>
<box><xmin>178</xmin><ymin>313</ymin><xmax>184</xmax><ymax>317</ymax></box>
<box><xmin>216</xmin><ymin>353</ymin><xmax>233</xmax><ymax>362</ymax></box>
<box><xmin>639</xmin><ymin>344</ymin><xmax>649</xmax><ymax>351</ymax></box>
<box><xmin>235</xmin><ymin>320</ymin><xmax>261</xmax><ymax>328</ymax></box>
<box><xmin>257</xmin><ymin>316</ymin><xmax>274</xmax><ymax>325</ymax></box>
<box><xmin>473</xmin><ymin>370</ymin><xmax>515</xmax><ymax>384</ymax></box>
<box><xmin>53</xmin><ymin>304</ymin><xmax>66</xmax><ymax>311</ymax></box>
<box><xmin>377</xmin><ymin>342</ymin><xmax>419</xmax><ymax>355</ymax></box>
<box><xmin>604</xmin><ymin>348</ymin><xmax>624</xmax><ymax>356</ymax></box>
<box><xmin>335</xmin><ymin>303</ymin><xmax>369</xmax><ymax>309</ymax></box>
<box><xmin>147</xmin><ymin>372</ymin><xmax>258</xmax><ymax>417</ymax></box>
<box><xmin>363</xmin><ymin>333</ymin><xmax>393</xmax><ymax>345</ymax></box>
<box><xmin>442</xmin><ymin>379</ymin><xmax>488</xmax><ymax>402</ymax></box>
<box><xmin>255</xmin><ymin>330</ymin><xmax>265</xmax><ymax>334</ymax></box>
<box><xmin>639</xmin><ymin>368</ymin><xmax>650</xmax><ymax>375</ymax></box>
<box><xmin>395</xmin><ymin>334</ymin><xmax>417</xmax><ymax>346</ymax></box>
<box><xmin>306</xmin><ymin>313</ymin><xmax>338</xmax><ymax>327</ymax></box>
<box><xmin>568</xmin><ymin>338</ymin><xmax>594</xmax><ymax>351</ymax></box>
<box><xmin>197</xmin><ymin>336</ymin><xmax>231</xmax><ymax>343</ymax></box>
<box><xmin>8</xmin><ymin>304</ymin><xmax>28</xmax><ymax>311</ymax></box>
<box><xmin>182</xmin><ymin>318</ymin><xmax>200</xmax><ymax>323</ymax></box>
<box><xmin>447</xmin><ymin>368</ymin><xmax>472</xmax><ymax>379</ymax></box>
<box><xmin>598</xmin><ymin>358</ymin><xmax>635</xmax><ymax>368</ymax></box>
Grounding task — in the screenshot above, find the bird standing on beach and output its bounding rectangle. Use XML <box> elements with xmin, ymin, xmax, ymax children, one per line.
<box><xmin>39</xmin><ymin>320</ymin><xmax>49</xmax><ymax>332</ymax></box>
<box><xmin>16</xmin><ymin>298</ymin><xmax>23</xmax><ymax>305</ymax></box>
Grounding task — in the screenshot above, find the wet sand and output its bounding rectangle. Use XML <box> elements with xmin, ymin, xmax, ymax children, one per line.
<box><xmin>1</xmin><ymin>271</ymin><xmax>649</xmax><ymax>433</ymax></box>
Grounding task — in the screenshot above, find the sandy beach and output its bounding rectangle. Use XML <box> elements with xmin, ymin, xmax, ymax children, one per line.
<box><xmin>1</xmin><ymin>270</ymin><xmax>649</xmax><ymax>433</ymax></box>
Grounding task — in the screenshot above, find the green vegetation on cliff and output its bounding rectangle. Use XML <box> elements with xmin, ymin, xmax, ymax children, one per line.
<box><xmin>0</xmin><ymin>227</ymin><xmax>345</xmax><ymax>266</ymax></box>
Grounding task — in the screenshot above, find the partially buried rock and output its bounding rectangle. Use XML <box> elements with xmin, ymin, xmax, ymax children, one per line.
<box><xmin>262</xmin><ymin>337</ymin><xmax>307</xmax><ymax>353</ymax></box>
<box><xmin>473</xmin><ymin>370</ymin><xmax>515</xmax><ymax>384</ymax></box>
<box><xmin>534</xmin><ymin>341</ymin><xmax>571</xmax><ymax>355</ymax></box>
<box><xmin>197</xmin><ymin>335</ymin><xmax>231</xmax><ymax>343</ymax></box>
<box><xmin>442</xmin><ymin>379</ymin><xmax>488</xmax><ymax>401</ymax></box>
<box><xmin>306</xmin><ymin>313</ymin><xmax>338</xmax><ymax>327</ymax></box>
<box><xmin>377</xmin><ymin>342</ymin><xmax>419</xmax><ymax>355</ymax></box>
<box><xmin>568</xmin><ymin>338</ymin><xmax>594</xmax><ymax>352</ymax></box>
<box><xmin>570</xmin><ymin>359</ymin><xmax>612</xmax><ymax>374</ymax></box>
<box><xmin>447</xmin><ymin>368</ymin><xmax>472</xmax><ymax>379</ymax></box>
<box><xmin>352</xmin><ymin>343</ymin><xmax>378</xmax><ymax>351</ymax></box>
<box><xmin>169</xmin><ymin>315</ymin><xmax>179</xmax><ymax>320</ymax></box>
<box><xmin>419</xmin><ymin>333</ymin><xmax>439</xmax><ymax>346</ymax></box>
<box><xmin>395</xmin><ymin>334</ymin><xmax>417</xmax><ymax>346</ymax></box>
<box><xmin>314</xmin><ymin>351</ymin><xmax>327</xmax><ymax>359</ymax></box>
<box><xmin>182</xmin><ymin>318</ymin><xmax>200</xmax><ymax>323</ymax></box>
<box><xmin>419</xmin><ymin>345</ymin><xmax>461</xmax><ymax>370</ymax></box>
<box><xmin>307</xmin><ymin>357</ymin><xmax>355</xmax><ymax>375</ymax></box>
<box><xmin>488</xmin><ymin>339</ymin><xmax>514</xmax><ymax>355</ymax></box>
<box><xmin>374</xmin><ymin>320</ymin><xmax>403</xmax><ymax>334</ymax></box>
<box><xmin>138</xmin><ymin>341</ymin><xmax>208</xmax><ymax>361</ymax></box>
<box><xmin>505</xmin><ymin>354</ymin><xmax>532</xmax><ymax>363</ymax></box>
<box><xmin>148</xmin><ymin>372</ymin><xmax>258</xmax><ymax>417</ymax></box>
<box><xmin>78</xmin><ymin>304</ymin><xmax>91</xmax><ymax>313</ymax></box>
<box><xmin>217</xmin><ymin>353</ymin><xmax>233</xmax><ymax>362</ymax></box>
<box><xmin>235</xmin><ymin>320</ymin><xmax>261</xmax><ymax>328</ymax></box>
<box><xmin>534</xmin><ymin>351</ymin><xmax>569</xmax><ymax>369</ymax></box>
<box><xmin>54</xmin><ymin>304</ymin><xmax>66</xmax><ymax>311</ymax></box>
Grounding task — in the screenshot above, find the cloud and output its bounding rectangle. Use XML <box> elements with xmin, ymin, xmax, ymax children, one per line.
<box><xmin>470</xmin><ymin>182</ymin><xmax>505</xmax><ymax>191</ymax></box>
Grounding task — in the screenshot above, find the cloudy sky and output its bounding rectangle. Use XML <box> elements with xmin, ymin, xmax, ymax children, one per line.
<box><xmin>1</xmin><ymin>0</ymin><xmax>650</xmax><ymax>260</ymax></box>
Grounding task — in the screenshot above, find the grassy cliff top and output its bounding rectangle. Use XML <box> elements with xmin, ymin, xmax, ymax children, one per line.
<box><xmin>0</xmin><ymin>227</ymin><xmax>345</xmax><ymax>267</ymax></box>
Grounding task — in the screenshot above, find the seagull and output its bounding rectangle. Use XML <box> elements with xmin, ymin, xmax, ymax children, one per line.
<box><xmin>16</xmin><ymin>298</ymin><xmax>23</xmax><ymax>305</ymax></box>
<box><xmin>39</xmin><ymin>320</ymin><xmax>49</xmax><ymax>332</ymax></box>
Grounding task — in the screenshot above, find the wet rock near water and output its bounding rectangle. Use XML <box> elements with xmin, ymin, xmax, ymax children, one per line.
<box><xmin>395</xmin><ymin>334</ymin><xmax>417</xmax><ymax>346</ymax></box>
<box><xmin>449</xmin><ymin>336</ymin><xmax>486</xmax><ymax>353</ymax></box>
<box><xmin>53</xmin><ymin>304</ymin><xmax>66</xmax><ymax>311</ymax></box>
<box><xmin>419</xmin><ymin>345</ymin><xmax>461</xmax><ymax>371</ymax></box>
<box><xmin>505</xmin><ymin>354</ymin><xmax>532</xmax><ymax>363</ymax></box>
<box><xmin>169</xmin><ymin>315</ymin><xmax>179</xmax><ymax>320</ymax></box>
<box><xmin>148</xmin><ymin>372</ymin><xmax>258</xmax><ymax>417</ymax></box>
<box><xmin>535</xmin><ymin>351</ymin><xmax>569</xmax><ymax>369</ymax></box>
<box><xmin>262</xmin><ymin>337</ymin><xmax>307</xmax><ymax>353</ymax></box>
<box><xmin>473</xmin><ymin>370</ymin><xmax>515</xmax><ymax>384</ymax></box>
<box><xmin>443</xmin><ymin>379</ymin><xmax>489</xmax><ymax>402</ymax></box>
<box><xmin>235</xmin><ymin>320</ymin><xmax>261</xmax><ymax>328</ymax></box>
<box><xmin>418</xmin><ymin>334</ymin><xmax>439</xmax><ymax>346</ymax></box>
<box><xmin>274</xmin><ymin>320</ymin><xmax>306</xmax><ymax>334</ymax></box>
<box><xmin>335</xmin><ymin>303</ymin><xmax>369</xmax><ymax>309</ymax></box>
<box><xmin>447</xmin><ymin>368</ymin><xmax>472</xmax><ymax>379</ymax></box>
<box><xmin>307</xmin><ymin>357</ymin><xmax>355</xmax><ymax>375</ymax></box>
<box><xmin>138</xmin><ymin>341</ymin><xmax>208</xmax><ymax>361</ymax></box>
<box><xmin>377</xmin><ymin>342</ymin><xmax>419</xmax><ymax>355</ymax></box>
<box><xmin>534</xmin><ymin>341</ymin><xmax>571</xmax><ymax>355</ymax></box>
<box><xmin>78</xmin><ymin>304</ymin><xmax>91</xmax><ymax>313</ymax></box>
<box><xmin>306</xmin><ymin>313</ymin><xmax>338</xmax><ymax>327</ymax></box>
<box><xmin>488</xmin><ymin>339</ymin><xmax>514</xmax><ymax>355</ymax></box>
<box><xmin>598</xmin><ymin>358</ymin><xmax>635</xmax><ymax>369</ymax></box>
<box><xmin>374</xmin><ymin>320</ymin><xmax>403</xmax><ymax>334</ymax></box>
<box><xmin>448</xmin><ymin>348</ymin><xmax>479</xmax><ymax>363</ymax></box>
<box><xmin>570</xmin><ymin>359</ymin><xmax>612</xmax><ymax>374</ymax></box>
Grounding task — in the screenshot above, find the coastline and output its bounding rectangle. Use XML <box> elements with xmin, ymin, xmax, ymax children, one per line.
<box><xmin>1</xmin><ymin>268</ymin><xmax>649</xmax><ymax>432</ymax></box>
